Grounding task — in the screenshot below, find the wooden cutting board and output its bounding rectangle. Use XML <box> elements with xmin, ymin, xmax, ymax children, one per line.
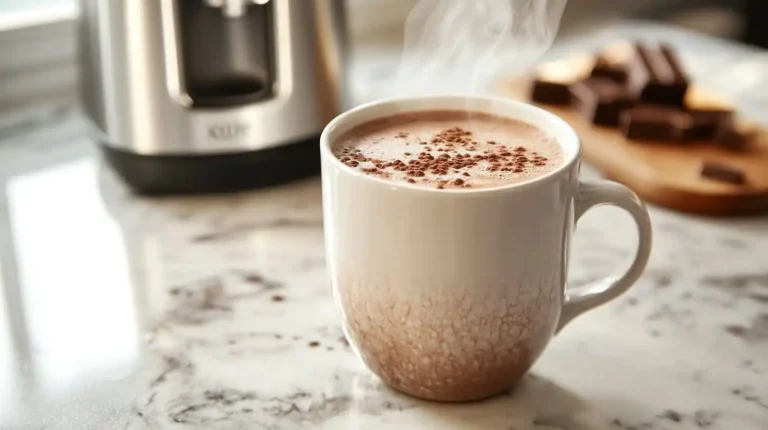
<box><xmin>500</xmin><ymin>78</ymin><xmax>768</xmax><ymax>216</ymax></box>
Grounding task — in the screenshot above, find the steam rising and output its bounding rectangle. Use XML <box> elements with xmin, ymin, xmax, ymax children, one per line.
<box><xmin>395</xmin><ymin>0</ymin><xmax>567</xmax><ymax>96</ymax></box>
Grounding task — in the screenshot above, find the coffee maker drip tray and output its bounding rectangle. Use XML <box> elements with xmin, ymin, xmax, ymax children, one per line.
<box><xmin>101</xmin><ymin>136</ymin><xmax>320</xmax><ymax>195</ymax></box>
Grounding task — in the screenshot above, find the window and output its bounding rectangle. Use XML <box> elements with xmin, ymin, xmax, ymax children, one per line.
<box><xmin>0</xmin><ymin>0</ymin><xmax>77</xmax><ymax>114</ymax></box>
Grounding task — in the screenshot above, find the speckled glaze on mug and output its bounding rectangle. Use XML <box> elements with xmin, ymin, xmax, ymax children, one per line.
<box><xmin>320</xmin><ymin>95</ymin><xmax>652</xmax><ymax>402</ymax></box>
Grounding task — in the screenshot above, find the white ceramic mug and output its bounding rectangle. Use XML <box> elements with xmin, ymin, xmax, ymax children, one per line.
<box><xmin>320</xmin><ymin>95</ymin><xmax>652</xmax><ymax>402</ymax></box>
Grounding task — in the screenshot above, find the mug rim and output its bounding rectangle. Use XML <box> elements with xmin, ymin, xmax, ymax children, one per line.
<box><xmin>320</xmin><ymin>94</ymin><xmax>582</xmax><ymax>195</ymax></box>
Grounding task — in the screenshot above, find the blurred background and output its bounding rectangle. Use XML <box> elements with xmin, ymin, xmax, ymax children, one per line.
<box><xmin>0</xmin><ymin>0</ymin><xmax>765</xmax><ymax>119</ymax></box>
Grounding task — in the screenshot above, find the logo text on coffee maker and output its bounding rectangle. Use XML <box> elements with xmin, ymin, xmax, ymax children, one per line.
<box><xmin>208</xmin><ymin>122</ymin><xmax>250</xmax><ymax>141</ymax></box>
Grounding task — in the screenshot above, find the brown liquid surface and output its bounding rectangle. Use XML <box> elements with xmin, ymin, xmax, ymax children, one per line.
<box><xmin>333</xmin><ymin>110</ymin><xmax>563</xmax><ymax>189</ymax></box>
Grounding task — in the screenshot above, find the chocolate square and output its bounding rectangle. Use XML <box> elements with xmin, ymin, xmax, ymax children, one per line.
<box><xmin>590</xmin><ymin>41</ymin><xmax>640</xmax><ymax>85</ymax></box>
<box><xmin>685</xmin><ymin>112</ymin><xmax>731</xmax><ymax>141</ymax></box>
<box><xmin>590</xmin><ymin>40</ymin><xmax>650</xmax><ymax>97</ymax></box>
<box><xmin>701</xmin><ymin>162</ymin><xmax>746</xmax><ymax>184</ymax></box>
<box><xmin>570</xmin><ymin>78</ymin><xmax>635</xmax><ymax>127</ymax></box>
<box><xmin>636</xmin><ymin>44</ymin><xmax>689</xmax><ymax>107</ymax></box>
<box><xmin>531</xmin><ymin>55</ymin><xmax>595</xmax><ymax>105</ymax></box>
<box><xmin>531</xmin><ymin>81</ymin><xmax>573</xmax><ymax>105</ymax></box>
<box><xmin>621</xmin><ymin>106</ymin><xmax>690</xmax><ymax>142</ymax></box>
<box><xmin>591</xmin><ymin>57</ymin><xmax>630</xmax><ymax>83</ymax></box>
<box><xmin>714</xmin><ymin>120</ymin><xmax>755</xmax><ymax>150</ymax></box>
<box><xmin>683</xmin><ymin>86</ymin><xmax>734</xmax><ymax>141</ymax></box>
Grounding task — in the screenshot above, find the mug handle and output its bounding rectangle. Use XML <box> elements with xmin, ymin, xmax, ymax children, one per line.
<box><xmin>557</xmin><ymin>180</ymin><xmax>653</xmax><ymax>333</ymax></box>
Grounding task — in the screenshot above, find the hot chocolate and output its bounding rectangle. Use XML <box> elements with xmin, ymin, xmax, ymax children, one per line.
<box><xmin>332</xmin><ymin>110</ymin><xmax>563</xmax><ymax>189</ymax></box>
<box><xmin>322</xmin><ymin>96</ymin><xmax>653</xmax><ymax>403</ymax></box>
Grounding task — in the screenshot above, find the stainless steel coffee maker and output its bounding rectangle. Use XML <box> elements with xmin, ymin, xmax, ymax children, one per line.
<box><xmin>78</xmin><ymin>0</ymin><xmax>347</xmax><ymax>194</ymax></box>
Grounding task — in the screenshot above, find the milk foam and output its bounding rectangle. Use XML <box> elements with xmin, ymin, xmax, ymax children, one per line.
<box><xmin>333</xmin><ymin>110</ymin><xmax>563</xmax><ymax>190</ymax></box>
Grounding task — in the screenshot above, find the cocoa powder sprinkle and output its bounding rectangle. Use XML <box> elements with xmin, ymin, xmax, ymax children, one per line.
<box><xmin>335</xmin><ymin>126</ymin><xmax>553</xmax><ymax>189</ymax></box>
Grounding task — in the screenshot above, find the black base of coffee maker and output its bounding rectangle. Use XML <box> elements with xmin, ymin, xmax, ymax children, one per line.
<box><xmin>101</xmin><ymin>136</ymin><xmax>320</xmax><ymax>195</ymax></box>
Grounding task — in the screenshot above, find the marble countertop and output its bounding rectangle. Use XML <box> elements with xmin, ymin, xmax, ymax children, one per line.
<box><xmin>1</xmin><ymin>23</ymin><xmax>768</xmax><ymax>430</ymax></box>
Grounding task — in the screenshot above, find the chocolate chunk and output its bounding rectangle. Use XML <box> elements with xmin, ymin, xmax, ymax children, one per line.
<box><xmin>531</xmin><ymin>81</ymin><xmax>573</xmax><ymax>105</ymax></box>
<box><xmin>620</xmin><ymin>106</ymin><xmax>690</xmax><ymax>141</ymax></box>
<box><xmin>591</xmin><ymin>41</ymin><xmax>652</xmax><ymax>98</ymax></box>
<box><xmin>685</xmin><ymin>112</ymin><xmax>730</xmax><ymax>141</ymax></box>
<box><xmin>683</xmin><ymin>86</ymin><xmax>734</xmax><ymax>141</ymax></box>
<box><xmin>531</xmin><ymin>55</ymin><xmax>595</xmax><ymax>105</ymax></box>
<box><xmin>636</xmin><ymin>44</ymin><xmax>689</xmax><ymax>107</ymax></box>
<box><xmin>592</xmin><ymin>57</ymin><xmax>630</xmax><ymax>84</ymax></box>
<box><xmin>570</xmin><ymin>78</ymin><xmax>635</xmax><ymax>126</ymax></box>
<box><xmin>714</xmin><ymin>120</ymin><xmax>754</xmax><ymax>150</ymax></box>
<box><xmin>714</xmin><ymin>126</ymin><xmax>744</xmax><ymax>149</ymax></box>
<box><xmin>685</xmin><ymin>86</ymin><xmax>733</xmax><ymax>113</ymax></box>
<box><xmin>591</xmin><ymin>41</ymin><xmax>637</xmax><ymax>84</ymax></box>
<box><xmin>701</xmin><ymin>162</ymin><xmax>746</xmax><ymax>184</ymax></box>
